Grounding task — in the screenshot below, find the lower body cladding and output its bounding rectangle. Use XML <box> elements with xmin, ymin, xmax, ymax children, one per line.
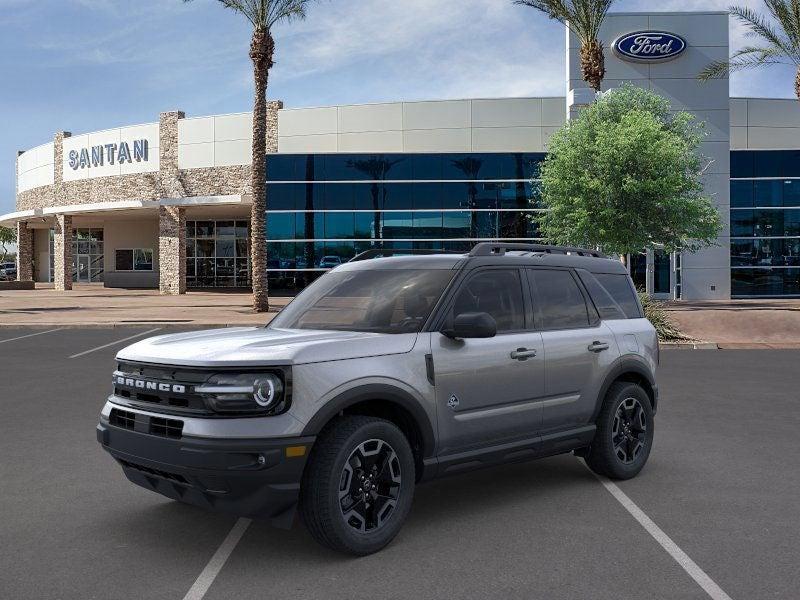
<box><xmin>96</xmin><ymin>415</ymin><xmax>315</xmax><ymax>529</ymax></box>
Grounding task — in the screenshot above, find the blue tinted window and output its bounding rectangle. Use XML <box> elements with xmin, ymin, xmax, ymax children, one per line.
<box><xmin>754</xmin><ymin>180</ymin><xmax>783</xmax><ymax>207</ymax></box>
<box><xmin>443</xmin><ymin>212</ymin><xmax>471</xmax><ymax>237</ymax></box>
<box><xmin>730</xmin><ymin>210</ymin><xmax>753</xmax><ymax>237</ymax></box>
<box><xmin>267</xmin><ymin>184</ymin><xmax>298</xmax><ymax>210</ymax></box>
<box><xmin>413</xmin><ymin>212</ymin><xmax>443</xmax><ymax>237</ymax></box>
<box><xmin>324</xmin><ymin>183</ymin><xmax>353</xmax><ymax>210</ymax></box>
<box><xmin>294</xmin><ymin>212</ymin><xmax>323</xmax><ymax>240</ymax></box>
<box><xmin>355</xmin><ymin>213</ymin><xmax>377</xmax><ymax>239</ymax></box>
<box><xmin>783</xmin><ymin>180</ymin><xmax>800</xmax><ymax>207</ymax></box>
<box><xmin>266</xmin><ymin>213</ymin><xmax>295</xmax><ymax>240</ymax></box>
<box><xmin>382</xmin><ymin>212</ymin><xmax>413</xmax><ymax>237</ymax></box>
<box><xmin>754</xmin><ymin>151</ymin><xmax>783</xmax><ymax>177</ymax></box>
<box><xmin>445</xmin><ymin>155</ymin><xmax>485</xmax><ymax>180</ymax></box>
<box><xmin>266</xmin><ymin>155</ymin><xmax>296</xmax><ymax>181</ymax></box>
<box><xmin>353</xmin><ymin>183</ymin><xmax>379</xmax><ymax>210</ymax></box>
<box><xmin>730</xmin><ymin>181</ymin><xmax>753</xmax><ymax>208</ymax></box>
<box><xmin>732</xmin><ymin>268</ymin><xmax>800</xmax><ymax>296</ymax></box>
<box><xmin>325</xmin><ymin>213</ymin><xmax>355</xmax><ymax>239</ymax></box>
<box><xmin>412</xmin><ymin>155</ymin><xmax>442</xmax><ymax>180</ymax></box>
<box><xmin>441</xmin><ymin>183</ymin><xmax>470</xmax><ymax>209</ymax></box>
<box><xmin>730</xmin><ymin>151</ymin><xmax>754</xmax><ymax>178</ymax></box>
<box><xmin>411</xmin><ymin>182</ymin><xmax>442</xmax><ymax>209</ymax></box>
<box><xmin>382</xmin><ymin>183</ymin><xmax>413</xmax><ymax>210</ymax></box>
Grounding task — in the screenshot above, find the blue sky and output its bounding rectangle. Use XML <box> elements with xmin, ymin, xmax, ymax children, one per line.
<box><xmin>1</xmin><ymin>0</ymin><xmax>797</xmax><ymax>215</ymax></box>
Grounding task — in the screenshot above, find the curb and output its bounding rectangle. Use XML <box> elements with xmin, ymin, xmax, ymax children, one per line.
<box><xmin>660</xmin><ymin>341</ymin><xmax>719</xmax><ymax>350</ymax></box>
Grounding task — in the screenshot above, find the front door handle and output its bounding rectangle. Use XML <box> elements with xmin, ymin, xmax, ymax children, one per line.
<box><xmin>510</xmin><ymin>348</ymin><xmax>537</xmax><ymax>361</ymax></box>
<box><xmin>588</xmin><ymin>341</ymin><xmax>610</xmax><ymax>352</ymax></box>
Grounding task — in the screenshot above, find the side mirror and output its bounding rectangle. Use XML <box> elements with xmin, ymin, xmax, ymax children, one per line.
<box><xmin>442</xmin><ymin>312</ymin><xmax>497</xmax><ymax>339</ymax></box>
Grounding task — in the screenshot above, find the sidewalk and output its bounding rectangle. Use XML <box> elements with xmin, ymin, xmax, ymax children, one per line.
<box><xmin>0</xmin><ymin>284</ymin><xmax>288</xmax><ymax>327</ymax></box>
<box><xmin>664</xmin><ymin>299</ymin><xmax>800</xmax><ymax>348</ymax></box>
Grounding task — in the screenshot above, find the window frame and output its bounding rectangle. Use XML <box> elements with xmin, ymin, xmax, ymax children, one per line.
<box><xmin>114</xmin><ymin>248</ymin><xmax>154</xmax><ymax>272</ymax></box>
<box><xmin>525</xmin><ymin>266</ymin><xmax>601</xmax><ymax>332</ymax></box>
<box><xmin>429</xmin><ymin>266</ymin><xmax>532</xmax><ymax>335</ymax></box>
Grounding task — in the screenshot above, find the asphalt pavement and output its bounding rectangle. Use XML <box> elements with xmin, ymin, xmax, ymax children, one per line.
<box><xmin>1</xmin><ymin>327</ymin><xmax>798</xmax><ymax>600</ymax></box>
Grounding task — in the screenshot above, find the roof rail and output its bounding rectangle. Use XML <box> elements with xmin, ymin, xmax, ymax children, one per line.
<box><xmin>468</xmin><ymin>242</ymin><xmax>607</xmax><ymax>259</ymax></box>
<box><xmin>349</xmin><ymin>248</ymin><xmax>460</xmax><ymax>262</ymax></box>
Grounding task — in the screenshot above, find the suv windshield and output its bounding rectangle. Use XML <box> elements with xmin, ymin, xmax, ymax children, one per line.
<box><xmin>269</xmin><ymin>269</ymin><xmax>455</xmax><ymax>334</ymax></box>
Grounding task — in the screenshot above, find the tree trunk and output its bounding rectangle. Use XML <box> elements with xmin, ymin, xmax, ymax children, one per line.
<box><xmin>580</xmin><ymin>40</ymin><xmax>605</xmax><ymax>92</ymax></box>
<box><xmin>796</xmin><ymin>67</ymin><xmax>800</xmax><ymax>102</ymax></box>
<box><xmin>250</xmin><ymin>29</ymin><xmax>274</xmax><ymax>312</ymax></box>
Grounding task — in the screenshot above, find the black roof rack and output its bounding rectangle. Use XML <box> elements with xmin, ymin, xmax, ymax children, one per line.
<box><xmin>349</xmin><ymin>248</ymin><xmax>461</xmax><ymax>262</ymax></box>
<box><xmin>468</xmin><ymin>242</ymin><xmax>606</xmax><ymax>258</ymax></box>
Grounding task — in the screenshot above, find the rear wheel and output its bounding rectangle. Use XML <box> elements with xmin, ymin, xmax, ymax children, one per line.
<box><xmin>299</xmin><ymin>416</ymin><xmax>415</xmax><ymax>555</ymax></box>
<box><xmin>584</xmin><ymin>382</ymin><xmax>654</xmax><ymax>480</ymax></box>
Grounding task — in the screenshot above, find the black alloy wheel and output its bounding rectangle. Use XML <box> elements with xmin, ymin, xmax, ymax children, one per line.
<box><xmin>584</xmin><ymin>381</ymin><xmax>654</xmax><ymax>480</ymax></box>
<box><xmin>338</xmin><ymin>439</ymin><xmax>402</xmax><ymax>533</ymax></box>
<box><xmin>612</xmin><ymin>397</ymin><xmax>648</xmax><ymax>465</ymax></box>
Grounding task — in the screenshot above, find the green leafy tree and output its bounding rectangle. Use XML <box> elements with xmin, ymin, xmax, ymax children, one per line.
<box><xmin>184</xmin><ymin>0</ymin><xmax>315</xmax><ymax>311</ymax></box>
<box><xmin>699</xmin><ymin>2</ymin><xmax>800</xmax><ymax>100</ymax></box>
<box><xmin>515</xmin><ymin>0</ymin><xmax>615</xmax><ymax>91</ymax></box>
<box><xmin>537</xmin><ymin>84</ymin><xmax>722</xmax><ymax>260</ymax></box>
<box><xmin>0</xmin><ymin>226</ymin><xmax>15</xmax><ymax>263</ymax></box>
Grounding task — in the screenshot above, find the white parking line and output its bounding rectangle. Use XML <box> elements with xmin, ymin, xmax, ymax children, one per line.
<box><xmin>182</xmin><ymin>518</ymin><xmax>252</xmax><ymax>600</ymax></box>
<box><xmin>588</xmin><ymin>468</ymin><xmax>734</xmax><ymax>600</ymax></box>
<box><xmin>0</xmin><ymin>328</ymin><xmax>63</xmax><ymax>345</ymax></box>
<box><xmin>68</xmin><ymin>328</ymin><xmax>162</xmax><ymax>359</ymax></box>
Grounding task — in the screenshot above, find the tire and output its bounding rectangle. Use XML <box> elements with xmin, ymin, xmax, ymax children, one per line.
<box><xmin>299</xmin><ymin>416</ymin><xmax>415</xmax><ymax>556</ymax></box>
<box><xmin>584</xmin><ymin>382</ymin><xmax>654</xmax><ymax>480</ymax></box>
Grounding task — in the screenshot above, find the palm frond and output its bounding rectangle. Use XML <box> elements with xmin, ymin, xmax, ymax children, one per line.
<box><xmin>764</xmin><ymin>0</ymin><xmax>800</xmax><ymax>46</ymax></box>
<box><xmin>699</xmin><ymin>45</ymin><xmax>789</xmax><ymax>80</ymax></box>
<box><xmin>730</xmin><ymin>5</ymin><xmax>800</xmax><ymax>64</ymax></box>
<box><xmin>515</xmin><ymin>0</ymin><xmax>615</xmax><ymax>43</ymax></box>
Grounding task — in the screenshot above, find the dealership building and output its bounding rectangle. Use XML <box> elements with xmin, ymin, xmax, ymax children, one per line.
<box><xmin>4</xmin><ymin>10</ymin><xmax>800</xmax><ymax>300</ymax></box>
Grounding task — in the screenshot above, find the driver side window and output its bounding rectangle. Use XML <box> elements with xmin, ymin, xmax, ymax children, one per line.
<box><xmin>449</xmin><ymin>269</ymin><xmax>525</xmax><ymax>333</ymax></box>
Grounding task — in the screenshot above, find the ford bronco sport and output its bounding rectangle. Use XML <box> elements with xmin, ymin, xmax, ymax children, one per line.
<box><xmin>97</xmin><ymin>243</ymin><xmax>658</xmax><ymax>555</ymax></box>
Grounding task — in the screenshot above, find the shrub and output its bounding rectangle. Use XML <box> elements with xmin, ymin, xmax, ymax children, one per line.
<box><xmin>638</xmin><ymin>292</ymin><xmax>691</xmax><ymax>341</ymax></box>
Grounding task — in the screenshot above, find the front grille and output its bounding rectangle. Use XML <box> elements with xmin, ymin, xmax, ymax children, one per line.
<box><xmin>113</xmin><ymin>362</ymin><xmax>213</xmax><ymax>415</ymax></box>
<box><xmin>109</xmin><ymin>408</ymin><xmax>136</xmax><ymax>430</ymax></box>
<box><xmin>108</xmin><ymin>407</ymin><xmax>184</xmax><ymax>439</ymax></box>
<box><xmin>118</xmin><ymin>459</ymin><xmax>189</xmax><ymax>484</ymax></box>
<box><xmin>149</xmin><ymin>417</ymin><xmax>183</xmax><ymax>439</ymax></box>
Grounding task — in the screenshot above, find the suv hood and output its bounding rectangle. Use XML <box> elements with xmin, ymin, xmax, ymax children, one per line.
<box><xmin>115</xmin><ymin>327</ymin><xmax>418</xmax><ymax>367</ymax></box>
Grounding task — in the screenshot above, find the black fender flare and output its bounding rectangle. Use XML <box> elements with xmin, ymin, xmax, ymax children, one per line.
<box><xmin>301</xmin><ymin>383</ymin><xmax>436</xmax><ymax>458</ymax></box>
<box><xmin>592</xmin><ymin>357</ymin><xmax>658</xmax><ymax>420</ymax></box>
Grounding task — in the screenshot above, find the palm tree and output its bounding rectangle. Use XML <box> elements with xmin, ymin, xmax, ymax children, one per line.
<box><xmin>699</xmin><ymin>2</ymin><xmax>800</xmax><ymax>101</ymax></box>
<box><xmin>185</xmin><ymin>0</ymin><xmax>314</xmax><ymax>312</ymax></box>
<box><xmin>515</xmin><ymin>0</ymin><xmax>615</xmax><ymax>92</ymax></box>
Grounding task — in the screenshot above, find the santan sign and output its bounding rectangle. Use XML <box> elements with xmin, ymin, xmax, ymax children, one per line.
<box><xmin>613</xmin><ymin>31</ymin><xmax>687</xmax><ymax>62</ymax></box>
<box><xmin>68</xmin><ymin>139</ymin><xmax>149</xmax><ymax>170</ymax></box>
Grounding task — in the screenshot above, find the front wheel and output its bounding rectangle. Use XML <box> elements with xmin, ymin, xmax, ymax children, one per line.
<box><xmin>299</xmin><ymin>416</ymin><xmax>415</xmax><ymax>555</ymax></box>
<box><xmin>584</xmin><ymin>382</ymin><xmax>654</xmax><ymax>480</ymax></box>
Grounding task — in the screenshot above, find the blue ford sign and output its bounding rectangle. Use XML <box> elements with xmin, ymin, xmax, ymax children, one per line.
<box><xmin>613</xmin><ymin>31</ymin><xmax>687</xmax><ymax>62</ymax></box>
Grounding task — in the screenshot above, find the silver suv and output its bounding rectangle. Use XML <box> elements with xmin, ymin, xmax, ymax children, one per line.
<box><xmin>97</xmin><ymin>243</ymin><xmax>658</xmax><ymax>555</ymax></box>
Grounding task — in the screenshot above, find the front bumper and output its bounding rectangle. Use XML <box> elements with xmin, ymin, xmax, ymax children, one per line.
<box><xmin>97</xmin><ymin>421</ymin><xmax>314</xmax><ymax>528</ymax></box>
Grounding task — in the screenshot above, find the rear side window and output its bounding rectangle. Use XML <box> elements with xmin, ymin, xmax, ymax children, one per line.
<box><xmin>593</xmin><ymin>273</ymin><xmax>642</xmax><ymax>318</ymax></box>
<box><xmin>577</xmin><ymin>270</ymin><xmax>627</xmax><ymax>320</ymax></box>
<box><xmin>528</xmin><ymin>269</ymin><xmax>590</xmax><ymax>329</ymax></box>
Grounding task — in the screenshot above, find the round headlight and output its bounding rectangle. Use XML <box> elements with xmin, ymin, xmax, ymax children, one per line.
<box><xmin>254</xmin><ymin>375</ymin><xmax>283</xmax><ymax>408</ymax></box>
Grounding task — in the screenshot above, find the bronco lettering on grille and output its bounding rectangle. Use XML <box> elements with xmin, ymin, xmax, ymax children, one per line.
<box><xmin>115</xmin><ymin>376</ymin><xmax>186</xmax><ymax>394</ymax></box>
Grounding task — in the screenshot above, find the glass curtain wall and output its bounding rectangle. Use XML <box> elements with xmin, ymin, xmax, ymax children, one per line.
<box><xmin>264</xmin><ymin>153</ymin><xmax>545</xmax><ymax>291</ymax></box>
<box><xmin>731</xmin><ymin>150</ymin><xmax>800</xmax><ymax>296</ymax></box>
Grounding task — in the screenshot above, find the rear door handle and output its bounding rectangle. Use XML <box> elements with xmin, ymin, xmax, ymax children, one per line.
<box><xmin>510</xmin><ymin>348</ymin><xmax>537</xmax><ymax>361</ymax></box>
<box><xmin>588</xmin><ymin>341</ymin><xmax>610</xmax><ymax>352</ymax></box>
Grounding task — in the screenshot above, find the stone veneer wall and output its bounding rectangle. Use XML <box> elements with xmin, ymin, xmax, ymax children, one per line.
<box><xmin>15</xmin><ymin>221</ymin><xmax>33</xmax><ymax>281</ymax></box>
<box><xmin>158</xmin><ymin>206</ymin><xmax>186</xmax><ymax>295</ymax></box>
<box><xmin>53</xmin><ymin>214</ymin><xmax>73</xmax><ymax>291</ymax></box>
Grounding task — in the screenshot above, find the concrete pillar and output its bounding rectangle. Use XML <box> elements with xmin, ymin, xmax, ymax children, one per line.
<box><xmin>53</xmin><ymin>214</ymin><xmax>73</xmax><ymax>291</ymax></box>
<box><xmin>16</xmin><ymin>221</ymin><xmax>33</xmax><ymax>282</ymax></box>
<box><xmin>159</xmin><ymin>205</ymin><xmax>186</xmax><ymax>295</ymax></box>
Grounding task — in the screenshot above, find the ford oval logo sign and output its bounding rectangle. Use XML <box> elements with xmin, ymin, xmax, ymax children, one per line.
<box><xmin>613</xmin><ymin>31</ymin><xmax>687</xmax><ymax>62</ymax></box>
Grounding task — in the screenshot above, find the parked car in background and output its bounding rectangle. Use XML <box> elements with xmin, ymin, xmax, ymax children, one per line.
<box><xmin>319</xmin><ymin>255</ymin><xmax>343</xmax><ymax>269</ymax></box>
<box><xmin>1</xmin><ymin>262</ymin><xmax>16</xmax><ymax>280</ymax></box>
